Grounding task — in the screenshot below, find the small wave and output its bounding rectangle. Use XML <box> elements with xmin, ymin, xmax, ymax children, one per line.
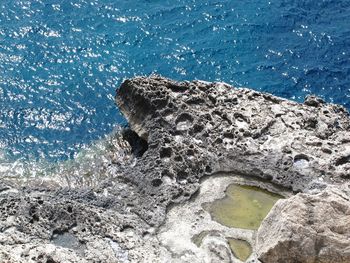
<box><xmin>0</xmin><ymin>127</ymin><xmax>134</xmax><ymax>187</ymax></box>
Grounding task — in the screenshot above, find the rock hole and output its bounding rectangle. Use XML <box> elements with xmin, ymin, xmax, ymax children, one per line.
<box><xmin>177</xmin><ymin>171</ymin><xmax>188</xmax><ymax>182</ymax></box>
<box><xmin>46</xmin><ymin>257</ymin><xmax>57</xmax><ymax>263</ymax></box>
<box><xmin>187</xmin><ymin>97</ymin><xmax>205</xmax><ymax>104</ymax></box>
<box><xmin>161</xmin><ymin>170</ymin><xmax>174</xmax><ymax>184</ymax></box>
<box><xmin>176</xmin><ymin>113</ymin><xmax>194</xmax><ymax>131</ymax></box>
<box><xmin>120</xmin><ymin>225</ymin><xmax>134</xmax><ymax>233</ymax></box>
<box><xmin>152</xmin><ymin>98</ymin><xmax>167</xmax><ymax>108</ymax></box>
<box><xmin>174</xmin><ymin>155</ymin><xmax>183</xmax><ymax>162</ymax></box>
<box><xmin>151</xmin><ymin>179</ymin><xmax>163</xmax><ymax>187</ymax></box>
<box><xmin>159</xmin><ymin>147</ymin><xmax>172</xmax><ymax>159</ymax></box>
<box><xmin>215</xmin><ymin>138</ymin><xmax>223</xmax><ymax>144</ymax></box>
<box><xmin>335</xmin><ymin>155</ymin><xmax>350</xmax><ymax>166</ymax></box>
<box><xmin>168</xmin><ymin>83</ymin><xmax>187</xmax><ymax>92</ymax></box>
<box><xmin>204</xmin><ymin>114</ymin><xmax>212</xmax><ymax>121</ymax></box>
<box><xmin>122</xmin><ymin>129</ymin><xmax>148</xmax><ymax>157</ymax></box>
<box><xmin>51</xmin><ymin>230</ymin><xmax>85</xmax><ymax>255</ymax></box>
<box><xmin>293</xmin><ymin>154</ymin><xmax>310</xmax><ymax>169</ymax></box>
<box><xmin>192</xmin><ymin>124</ymin><xmax>204</xmax><ymax>133</ymax></box>
<box><xmin>67</xmin><ymin>206</ymin><xmax>73</xmax><ymax>213</ymax></box>
<box><xmin>205</xmin><ymin>166</ymin><xmax>212</xmax><ymax>174</ymax></box>
<box><xmin>223</xmin><ymin>132</ymin><xmax>234</xmax><ymax>139</ymax></box>
<box><xmin>186</xmin><ymin>149</ymin><xmax>195</xmax><ymax>156</ymax></box>
<box><xmin>161</xmin><ymin>108</ymin><xmax>173</xmax><ymax>118</ymax></box>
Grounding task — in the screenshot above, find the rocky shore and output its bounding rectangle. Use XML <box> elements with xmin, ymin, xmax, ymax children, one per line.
<box><xmin>0</xmin><ymin>76</ymin><xmax>349</xmax><ymax>262</ymax></box>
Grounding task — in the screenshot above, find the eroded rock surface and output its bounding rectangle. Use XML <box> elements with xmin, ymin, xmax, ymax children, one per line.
<box><xmin>157</xmin><ymin>173</ymin><xmax>291</xmax><ymax>263</ymax></box>
<box><xmin>117</xmin><ymin>76</ymin><xmax>350</xmax><ymax>195</ymax></box>
<box><xmin>256</xmin><ymin>187</ymin><xmax>350</xmax><ymax>263</ymax></box>
<box><xmin>0</xmin><ymin>75</ymin><xmax>349</xmax><ymax>262</ymax></box>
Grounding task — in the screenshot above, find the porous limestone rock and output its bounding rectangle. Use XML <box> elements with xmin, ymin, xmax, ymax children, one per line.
<box><xmin>256</xmin><ymin>187</ymin><xmax>350</xmax><ymax>263</ymax></box>
<box><xmin>0</xmin><ymin>76</ymin><xmax>349</xmax><ymax>262</ymax></box>
<box><xmin>116</xmin><ymin>76</ymin><xmax>350</xmax><ymax>198</ymax></box>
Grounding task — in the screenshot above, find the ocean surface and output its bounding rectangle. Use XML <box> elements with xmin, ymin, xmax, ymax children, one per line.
<box><xmin>0</xmin><ymin>0</ymin><xmax>349</xmax><ymax>177</ymax></box>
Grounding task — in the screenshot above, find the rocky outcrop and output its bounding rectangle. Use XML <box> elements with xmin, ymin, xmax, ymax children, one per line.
<box><xmin>116</xmin><ymin>76</ymin><xmax>350</xmax><ymax>196</ymax></box>
<box><xmin>256</xmin><ymin>187</ymin><xmax>350</xmax><ymax>263</ymax></box>
<box><xmin>0</xmin><ymin>75</ymin><xmax>349</xmax><ymax>262</ymax></box>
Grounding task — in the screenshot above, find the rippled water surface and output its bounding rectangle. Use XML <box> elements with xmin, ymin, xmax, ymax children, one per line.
<box><xmin>0</xmin><ymin>0</ymin><xmax>349</xmax><ymax>174</ymax></box>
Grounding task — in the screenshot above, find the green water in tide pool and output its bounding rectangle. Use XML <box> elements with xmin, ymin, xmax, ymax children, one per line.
<box><xmin>227</xmin><ymin>238</ymin><xmax>252</xmax><ymax>262</ymax></box>
<box><xmin>206</xmin><ymin>184</ymin><xmax>282</xmax><ymax>230</ymax></box>
<box><xmin>191</xmin><ymin>230</ymin><xmax>211</xmax><ymax>247</ymax></box>
<box><xmin>191</xmin><ymin>231</ymin><xmax>252</xmax><ymax>261</ymax></box>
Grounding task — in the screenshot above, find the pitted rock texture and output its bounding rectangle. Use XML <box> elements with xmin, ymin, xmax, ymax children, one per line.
<box><xmin>0</xmin><ymin>183</ymin><xmax>163</xmax><ymax>263</ymax></box>
<box><xmin>0</xmin><ymin>75</ymin><xmax>349</xmax><ymax>262</ymax></box>
<box><xmin>256</xmin><ymin>187</ymin><xmax>350</xmax><ymax>263</ymax></box>
<box><xmin>117</xmin><ymin>76</ymin><xmax>350</xmax><ymax>199</ymax></box>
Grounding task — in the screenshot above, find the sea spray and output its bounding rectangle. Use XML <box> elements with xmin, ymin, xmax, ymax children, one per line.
<box><xmin>0</xmin><ymin>127</ymin><xmax>134</xmax><ymax>187</ymax></box>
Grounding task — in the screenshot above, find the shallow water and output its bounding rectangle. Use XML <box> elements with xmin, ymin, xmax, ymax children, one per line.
<box><xmin>0</xmin><ymin>0</ymin><xmax>349</xmax><ymax>176</ymax></box>
<box><xmin>192</xmin><ymin>231</ymin><xmax>252</xmax><ymax>261</ymax></box>
<box><xmin>191</xmin><ymin>230</ymin><xmax>212</xmax><ymax>248</ymax></box>
<box><xmin>51</xmin><ymin>232</ymin><xmax>86</xmax><ymax>256</ymax></box>
<box><xmin>227</xmin><ymin>238</ymin><xmax>252</xmax><ymax>262</ymax></box>
<box><xmin>206</xmin><ymin>184</ymin><xmax>282</xmax><ymax>230</ymax></box>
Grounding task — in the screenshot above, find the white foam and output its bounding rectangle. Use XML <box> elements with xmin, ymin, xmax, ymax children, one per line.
<box><xmin>0</xmin><ymin>128</ymin><xmax>134</xmax><ymax>186</ymax></box>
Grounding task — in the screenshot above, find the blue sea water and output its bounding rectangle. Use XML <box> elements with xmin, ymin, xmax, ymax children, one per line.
<box><xmin>0</xmin><ymin>0</ymin><xmax>349</xmax><ymax>174</ymax></box>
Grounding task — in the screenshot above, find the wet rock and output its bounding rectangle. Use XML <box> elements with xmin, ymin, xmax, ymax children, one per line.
<box><xmin>256</xmin><ymin>187</ymin><xmax>350</xmax><ymax>263</ymax></box>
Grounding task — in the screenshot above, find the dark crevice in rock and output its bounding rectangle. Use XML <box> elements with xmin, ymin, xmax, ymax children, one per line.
<box><xmin>335</xmin><ymin>155</ymin><xmax>350</xmax><ymax>166</ymax></box>
<box><xmin>122</xmin><ymin>128</ymin><xmax>149</xmax><ymax>157</ymax></box>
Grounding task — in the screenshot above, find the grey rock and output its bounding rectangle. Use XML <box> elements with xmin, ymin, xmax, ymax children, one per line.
<box><xmin>0</xmin><ymin>75</ymin><xmax>349</xmax><ymax>262</ymax></box>
<box><xmin>116</xmin><ymin>76</ymin><xmax>350</xmax><ymax>197</ymax></box>
<box><xmin>256</xmin><ymin>187</ymin><xmax>350</xmax><ymax>263</ymax></box>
